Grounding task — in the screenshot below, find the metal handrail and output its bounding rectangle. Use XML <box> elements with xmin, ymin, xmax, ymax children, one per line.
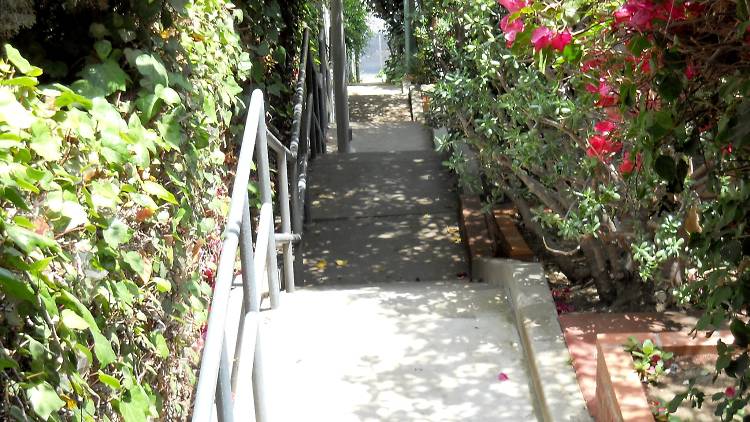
<box><xmin>192</xmin><ymin>27</ymin><xmax>330</xmax><ymax>422</ymax></box>
<box><xmin>191</xmin><ymin>90</ymin><xmax>292</xmax><ymax>422</ymax></box>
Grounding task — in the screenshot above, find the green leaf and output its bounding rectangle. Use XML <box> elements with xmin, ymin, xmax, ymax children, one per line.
<box><xmin>654</xmin><ymin>155</ymin><xmax>676</xmax><ymax>182</ymax></box>
<box><xmin>152</xmin><ymin>333</ymin><xmax>169</xmax><ymax>358</ymax></box>
<box><xmin>0</xmin><ymin>357</ymin><xmax>19</xmax><ymax>370</ymax></box>
<box><xmin>0</xmin><ymin>267</ymin><xmax>34</xmax><ymax>302</ymax></box>
<box><xmin>656</xmin><ymin>72</ymin><xmax>683</xmax><ymax>102</ymax></box>
<box><xmin>153</xmin><ymin>277</ymin><xmax>171</xmax><ymax>293</ymax></box>
<box><xmin>90</xmin><ymin>180</ymin><xmax>120</xmax><ymax>209</ymax></box>
<box><xmin>119</xmin><ymin>384</ymin><xmax>150</xmax><ymax>422</ymax></box>
<box><xmin>123</xmin><ymin>251</ymin><xmax>145</xmax><ymax>273</ymax></box>
<box><xmin>103</xmin><ymin>219</ymin><xmax>131</xmax><ymax>249</ymax></box>
<box><xmin>91</xmin><ymin>97</ymin><xmax>127</xmax><ymax>132</ymax></box>
<box><xmin>4</xmin><ymin>44</ymin><xmax>43</xmax><ymax>76</ymax></box>
<box><xmin>97</xmin><ymin>371</ymin><xmax>122</xmax><ymax>390</ymax></box>
<box><xmin>668</xmin><ymin>392</ymin><xmax>687</xmax><ymax>413</ymax></box>
<box><xmin>156</xmin><ymin>107</ymin><xmax>183</xmax><ymax>149</ymax></box>
<box><xmin>5</xmin><ymin>224</ymin><xmax>57</xmax><ymax>253</ymax></box>
<box><xmin>2</xmin><ymin>186</ymin><xmax>29</xmax><ymax>210</ymax></box>
<box><xmin>94</xmin><ymin>40</ymin><xmax>112</xmax><ymax>60</ymax></box>
<box><xmin>61</xmin><ymin>309</ymin><xmax>90</xmax><ymax>331</ymax></box>
<box><xmin>0</xmin><ymin>88</ymin><xmax>35</xmax><ymax>129</ymax></box>
<box><xmin>76</xmin><ymin>60</ymin><xmax>130</xmax><ymax>97</ymax></box>
<box><xmin>0</xmin><ymin>76</ymin><xmax>39</xmax><ymax>87</ymax></box>
<box><xmin>134</xmin><ymin>53</ymin><xmax>169</xmax><ymax>88</ymax></box>
<box><xmin>142</xmin><ymin>180</ymin><xmax>177</xmax><ymax>205</ymax></box>
<box><xmin>628</xmin><ymin>35</ymin><xmax>651</xmax><ymax>56</ymax></box>
<box><xmin>27</xmin><ymin>382</ymin><xmax>65</xmax><ymax>420</ymax></box>
<box><xmin>45</xmin><ymin>189</ymin><xmax>89</xmax><ymax>230</ymax></box>
<box><xmin>54</xmin><ymin>86</ymin><xmax>93</xmax><ymax>110</ymax></box>
<box><xmin>30</xmin><ymin>120</ymin><xmax>62</xmax><ymax>161</ymax></box>
<box><xmin>92</xmin><ymin>331</ymin><xmax>116</xmax><ymax>367</ymax></box>
<box><xmin>155</xmin><ymin>85</ymin><xmax>180</xmax><ymax>105</ymax></box>
<box><xmin>59</xmin><ymin>291</ymin><xmax>116</xmax><ymax>367</ymax></box>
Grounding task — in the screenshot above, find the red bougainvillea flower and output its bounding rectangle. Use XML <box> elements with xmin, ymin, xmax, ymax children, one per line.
<box><xmin>587</xmin><ymin>81</ymin><xmax>619</xmax><ymax>107</ymax></box>
<box><xmin>581</xmin><ymin>58</ymin><xmax>604</xmax><ymax>72</ymax></box>
<box><xmin>497</xmin><ymin>372</ymin><xmax>510</xmax><ymax>381</ymax></box>
<box><xmin>498</xmin><ymin>0</ymin><xmax>529</xmax><ymax>12</ymax></box>
<box><xmin>596</xmin><ymin>92</ymin><xmax>619</xmax><ymax>107</ymax></box>
<box><xmin>619</xmin><ymin>151</ymin><xmax>642</xmax><ymax>174</ymax></box>
<box><xmin>614</xmin><ymin>0</ymin><xmax>687</xmax><ymax>31</ymax></box>
<box><xmin>500</xmin><ymin>15</ymin><xmax>525</xmax><ymax>47</ymax></box>
<box><xmin>531</xmin><ymin>26</ymin><xmax>553</xmax><ymax>51</ymax></box>
<box><xmin>640</xmin><ymin>55</ymin><xmax>652</xmax><ymax>73</ymax></box>
<box><xmin>549</xmin><ymin>29</ymin><xmax>572</xmax><ymax>52</ymax></box>
<box><xmin>684</xmin><ymin>63</ymin><xmax>698</xmax><ymax>80</ymax></box>
<box><xmin>587</xmin><ymin>134</ymin><xmax>622</xmax><ymax>162</ymax></box>
<box><xmin>595</xmin><ymin>121</ymin><xmax>616</xmax><ymax>135</ymax></box>
<box><xmin>725</xmin><ymin>386</ymin><xmax>736</xmax><ymax>398</ymax></box>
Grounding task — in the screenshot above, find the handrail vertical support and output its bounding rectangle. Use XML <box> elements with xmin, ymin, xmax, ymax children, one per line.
<box><xmin>277</xmin><ymin>151</ymin><xmax>295</xmax><ymax>293</ymax></box>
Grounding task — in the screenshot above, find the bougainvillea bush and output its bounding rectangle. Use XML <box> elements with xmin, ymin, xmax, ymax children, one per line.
<box><xmin>416</xmin><ymin>0</ymin><xmax>748</xmax><ymax>417</ymax></box>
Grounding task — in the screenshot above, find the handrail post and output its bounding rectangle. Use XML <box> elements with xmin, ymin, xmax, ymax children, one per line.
<box><xmin>241</xmin><ymin>194</ymin><xmax>260</xmax><ymax>312</ymax></box>
<box><xmin>252</xmin><ymin>320</ymin><xmax>269</xmax><ymax>422</ymax></box>
<box><xmin>215</xmin><ymin>339</ymin><xmax>235</xmax><ymax>422</ymax></box>
<box><xmin>277</xmin><ymin>150</ymin><xmax>295</xmax><ymax>293</ymax></box>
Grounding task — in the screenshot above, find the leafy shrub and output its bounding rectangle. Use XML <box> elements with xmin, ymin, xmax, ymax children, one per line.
<box><xmin>400</xmin><ymin>0</ymin><xmax>749</xmax><ymax>418</ymax></box>
<box><xmin>0</xmin><ymin>0</ymin><xmax>287</xmax><ymax>419</ymax></box>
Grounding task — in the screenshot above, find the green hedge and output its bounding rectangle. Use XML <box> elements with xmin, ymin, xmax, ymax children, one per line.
<box><xmin>0</xmin><ymin>0</ymin><xmax>316</xmax><ymax>420</ymax></box>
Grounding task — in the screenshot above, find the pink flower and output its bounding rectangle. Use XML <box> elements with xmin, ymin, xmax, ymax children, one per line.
<box><xmin>498</xmin><ymin>0</ymin><xmax>529</xmax><ymax>12</ymax></box>
<box><xmin>595</xmin><ymin>121</ymin><xmax>616</xmax><ymax>135</ymax></box>
<box><xmin>500</xmin><ymin>15</ymin><xmax>525</xmax><ymax>47</ymax></box>
<box><xmin>725</xmin><ymin>386</ymin><xmax>736</xmax><ymax>398</ymax></box>
<box><xmin>550</xmin><ymin>29</ymin><xmax>572</xmax><ymax>52</ymax></box>
<box><xmin>531</xmin><ymin>26</ymin><xmax>553</xmax><ymax>51</ymax></box>
<box><xmin>497</xmin><ymin>372</ymin><xmax>510</xmax><ymax>381</ymax></box>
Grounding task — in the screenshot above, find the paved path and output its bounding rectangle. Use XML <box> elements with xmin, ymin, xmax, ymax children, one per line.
<box><xmin>264</xmin><ymin>84</ymin><xmax>539</xmax><ymax>420</ymax></box>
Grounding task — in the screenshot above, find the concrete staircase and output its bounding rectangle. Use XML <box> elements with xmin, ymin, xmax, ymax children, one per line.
<box><xmin>261</xmin><ymin>85</ymin><xmax>540</xmax><ymax>421</ymax></box>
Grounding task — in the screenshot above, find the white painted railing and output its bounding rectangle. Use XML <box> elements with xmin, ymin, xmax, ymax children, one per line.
<box><xmin>191</xmin><ymin>89</ymin><xmax>295</xmax><ymax>422</ymax></box>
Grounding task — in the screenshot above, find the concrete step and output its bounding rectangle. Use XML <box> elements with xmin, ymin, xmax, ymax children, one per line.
<box><xmin>309</xmin><ymin>151</ymin><xmax>456</xmax><ymax>220</ymax></box>
<box><xmin>300</xmin><ymin>213</ymin><xmax>468</xmax><ymax>286</ymax></box>
<box><xmin>262</xmin><ymin>282</ymin><xmax>540</xmax><ymax>421</ymax></box>
<box><xmin>312</xmin><ymin>149</ymin><xmax>444</xmax><ymax>166</ymax></box>
<box><xmin>349</xmin><ymin>121</ymin><xmax>433</xmax><ymax>152</ymax></box>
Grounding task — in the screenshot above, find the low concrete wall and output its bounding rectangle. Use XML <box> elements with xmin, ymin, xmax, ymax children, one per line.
<box><xmin>475</xmin><ymin>257</ymin><xmax>592</xmax><ymax>422</ymax></box>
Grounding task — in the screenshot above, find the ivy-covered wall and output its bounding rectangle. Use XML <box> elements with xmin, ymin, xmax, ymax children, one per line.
<box><xmin>0</xmin><ymin>0</ymin><xmax>320</xmax><ymax>420</ymax></box>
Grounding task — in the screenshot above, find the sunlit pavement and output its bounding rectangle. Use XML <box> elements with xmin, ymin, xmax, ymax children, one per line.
<box><xmin>269</xmin><ymin>84</ymin><xmax>540</xmax><ymax>420</ymax></box>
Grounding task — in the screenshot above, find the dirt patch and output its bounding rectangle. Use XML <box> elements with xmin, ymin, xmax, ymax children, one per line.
<box><xmin>509</xmin><ymin>212</ymin><xmax>658</xmax><ymax>314</ymax></box>
<box><xmin>646</xmin><ymin>354</ymin><xmax>733</xmax><ymax>421</ymax></box>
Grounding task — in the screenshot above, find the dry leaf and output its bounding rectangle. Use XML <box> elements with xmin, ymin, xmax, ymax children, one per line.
<box><xmin>136</xmin><ymin>207</ymin><xmax>155</xmax><ymax>222</ymax></box>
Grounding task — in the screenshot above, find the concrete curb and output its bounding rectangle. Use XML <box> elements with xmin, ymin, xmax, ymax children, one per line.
<box><xmin>475</xmin><ymin>257</ymin><xmax>592</xmax><ymax>422</ymax></box>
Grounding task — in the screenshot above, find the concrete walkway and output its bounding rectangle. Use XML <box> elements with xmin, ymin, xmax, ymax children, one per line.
<box><xmin>266</xmin><ymin>84</ymin><xmax>538</xmax><ymax>420</ymax></box>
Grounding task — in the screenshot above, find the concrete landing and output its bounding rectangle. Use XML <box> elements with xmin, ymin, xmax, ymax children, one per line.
<box><xmin>264</xmin><ymin>283</ymin><xmax>538</xmax><ymax>421</ymax></box>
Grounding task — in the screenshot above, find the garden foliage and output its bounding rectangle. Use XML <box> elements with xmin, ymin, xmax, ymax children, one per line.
<box><xmin>0</xmin><ymin>0</ymin><xmax>320</xmax><ymax>420</ymax></box>
<box><xmin>405</xmin><ymin>0</ymin><xmax>749</xmax><ymax>417</ymax></box>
